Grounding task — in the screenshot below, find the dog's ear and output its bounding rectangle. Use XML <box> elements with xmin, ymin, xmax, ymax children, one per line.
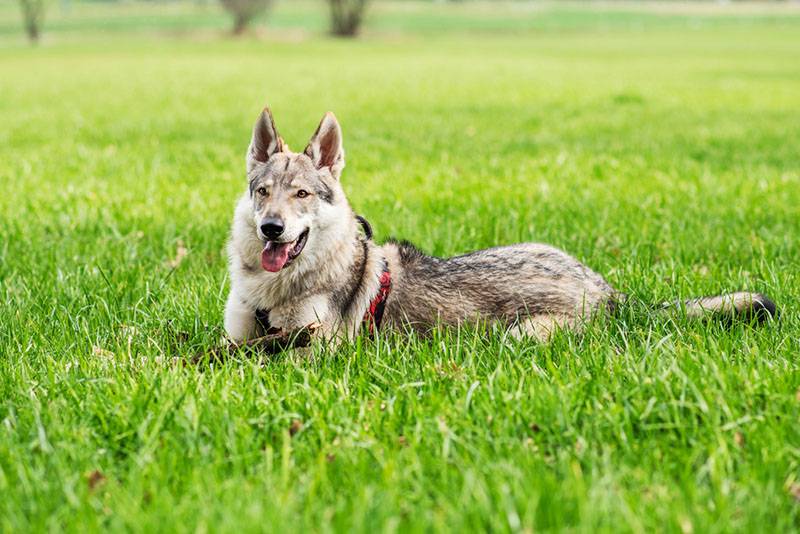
<box><xmin>247</xmin><ymin>107</ymin><xmax>283</xmax><ymax>172</ymax></box>
<box><xmin>304</xmin><ymin>112</ymin><xmax>344</xmax><ymax>180</ymax></box>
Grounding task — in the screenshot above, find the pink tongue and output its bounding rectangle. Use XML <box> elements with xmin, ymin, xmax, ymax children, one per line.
<box><xmin>261</xmin><ymin>242</ymin><xmax>293</xmax><ymax>272</ymax></box>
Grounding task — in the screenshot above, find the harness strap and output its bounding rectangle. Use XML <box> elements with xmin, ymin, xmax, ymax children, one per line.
<box><xmin>363</xmin><ymin>263</ymin><xmax>392</xmax><ymax>334</ymax></box>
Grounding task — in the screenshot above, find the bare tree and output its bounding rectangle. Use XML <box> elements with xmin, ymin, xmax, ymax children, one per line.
<box><xmin>219</xmin><ymin>0</ymin><xmax>272</xmax><ymax>35</ymax></box>
<box><xmin>328</xmin><ymin>0</ymin><xmax>369</xmax><ymax>37</ymax></box>
<box><xmin>19</xmin><ymin>0</ymin><xmax>47</xmax><ymax>43</ymax></box>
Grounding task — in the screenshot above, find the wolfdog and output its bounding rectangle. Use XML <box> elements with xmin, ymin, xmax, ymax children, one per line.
<box><xmin>224</xmin><ymin>107</ymin><xmax>776</xmax><ymax>347</ymax></box>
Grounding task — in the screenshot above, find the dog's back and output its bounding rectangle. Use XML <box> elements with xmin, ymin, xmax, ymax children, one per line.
<box><xmin>380</xmin><ymin>240</ymin><xmax>776</xmax><ymax>339</ymax></box>
<box><xmin>380</xmin><ymin>240</ymin><xmax>617</xmax><ymax>338</ymax></box>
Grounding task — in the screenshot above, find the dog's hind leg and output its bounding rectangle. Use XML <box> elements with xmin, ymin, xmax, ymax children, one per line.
<box><xmin>509</xmin><ymin>314</ymin><xmax>577</xmax><ymax>343</ymax></box>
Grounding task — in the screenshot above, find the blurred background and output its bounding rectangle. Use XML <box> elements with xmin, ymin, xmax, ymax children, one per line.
<box><xmin>3</xmin><ymin>0</ymin><xmax>800</xmax><ymax>45</ymax></box>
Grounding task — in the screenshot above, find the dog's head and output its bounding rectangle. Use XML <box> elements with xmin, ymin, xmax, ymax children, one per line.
<box><xmin>244</xmin><ymin>108</ymin><xmax>348</xmax><ymax>273</ymax></box>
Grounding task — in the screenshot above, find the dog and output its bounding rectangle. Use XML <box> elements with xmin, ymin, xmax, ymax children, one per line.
<box><xmin>224</xmin><ymin>107</ymin><xmax>777</xmax><ymax>346</ymax></box>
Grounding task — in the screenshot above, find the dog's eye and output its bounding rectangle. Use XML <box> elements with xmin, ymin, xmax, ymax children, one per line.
<box><xmin>296</xmin><ymin>189</ymin><xmax>309</xmax><ymax>199</ymax></box>
<box><xmin>256</xmin><ymin>187</ymin><xmax>268</xmax><ymax>197</ymax></box>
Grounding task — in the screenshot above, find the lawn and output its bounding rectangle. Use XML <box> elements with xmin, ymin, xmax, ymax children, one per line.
<box><xmin>1</xmin><ymin>1</ymin><xmax>799</xmax><ymax>531</ymax></box>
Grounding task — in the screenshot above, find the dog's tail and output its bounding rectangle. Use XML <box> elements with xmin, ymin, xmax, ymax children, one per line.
<box><xmin>657</xmin><ymin>291</ymin><xmax>778</xmax><ymax>324</ymax></box>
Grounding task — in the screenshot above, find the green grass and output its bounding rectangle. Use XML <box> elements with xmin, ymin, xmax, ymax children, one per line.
<box><xmin>1</xmin><ymin>2</ymin><xmax>800</xmax><ymax>532</ymax></box>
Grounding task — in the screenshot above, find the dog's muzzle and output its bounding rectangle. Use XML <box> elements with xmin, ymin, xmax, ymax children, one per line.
<box><xmin>260</xmin><ymin>228</ymin><xmax>309</xmax><ymax>272</ymax></box>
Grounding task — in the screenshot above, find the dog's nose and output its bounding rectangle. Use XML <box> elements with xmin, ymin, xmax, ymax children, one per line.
<box><xmin>260</xmin><ymin>217</ymin><xmax>284</xmax><ymax>240</ymax></box>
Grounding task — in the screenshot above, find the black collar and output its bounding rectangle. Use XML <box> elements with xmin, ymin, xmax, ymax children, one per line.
<box><xmin>355</xmin><ymin>215</ymin><xmax>373</xmax><ymax>240</ymax></box>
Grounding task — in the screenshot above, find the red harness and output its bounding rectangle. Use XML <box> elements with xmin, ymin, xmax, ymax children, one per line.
<box><xmin>255</xmin><ymin>265</ymin><xmax>392</xmax><ymax>337</ymax></box>
<box><xmin>363</xmin><ymin>265</ymin><xmax>392</xmax><ymax>334</ymax></box>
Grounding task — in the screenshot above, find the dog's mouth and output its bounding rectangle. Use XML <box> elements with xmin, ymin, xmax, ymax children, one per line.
<box><xmin>261</xmin><ymin>228</ymin><xmax>309</xmax><ymax>273</ymax></box>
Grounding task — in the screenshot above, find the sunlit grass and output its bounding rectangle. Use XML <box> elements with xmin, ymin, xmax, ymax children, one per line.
<box><xmin>0</xmin><ymin>3</ymin><xmax>799</xmax><ymax>531</ymax></box>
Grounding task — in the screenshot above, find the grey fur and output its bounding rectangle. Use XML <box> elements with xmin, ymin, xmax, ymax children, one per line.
<box><xmin>380</xmin><ymin>240</ymin><xmax>616</xmax><ymax>335</ymax></box>
<box><xmin>224</xmin><ymin>108</ymin><xmax>778</xmax><ymax>345</ymax></box>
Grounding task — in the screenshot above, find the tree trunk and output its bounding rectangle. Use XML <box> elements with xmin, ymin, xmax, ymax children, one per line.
<box><xmin>329</xmin><ymin>0</ymin><xmax>367</xmax><ymax>37</ymax></box>
<box><xmin>19</xmin><ymin>0</ymin><xmax>44</xmax><ymax>44</ymax></box>
<box><xmin>233</xmin><ymin>13</ymin><xmax>248</xmax><ymax>35</ymax></box>
<box><xmin>26</xmin><ymin>20</ymin><xmax>40</xmax><ymax>42</ymax></box>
